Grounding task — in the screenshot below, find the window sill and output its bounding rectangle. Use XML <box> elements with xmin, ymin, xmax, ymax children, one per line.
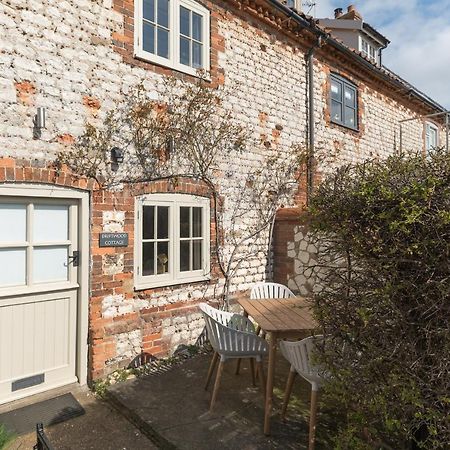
<box><xmin>134</xmin><ymin>274</ymin><xmax>210</xmax><ymax>291</ymax></box>
<box><xmin>330</xmin><ymin>120</ymin><xmax>360</xmax><ymax>133</ymax></box>
<box><xmin>134</xmin><ymin>49</ymin><xmax>210</xmax><ymax>79</ymax></box>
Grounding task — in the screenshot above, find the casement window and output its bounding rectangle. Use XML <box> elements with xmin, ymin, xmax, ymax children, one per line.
<box><xmin>361</xmin><ymin>38</ymin><xmax>369</xmax><ymax>56</ymax></box>
<box><xmin>359</xmin><ymin>36</ymin><xmax>379</xmax><ymax>64</ymax></box>
<box><xmin>425</xmin><ymin>122</ymin><xmax>439</xmax><ymax>152</ymax></box>
<box><xmin>134</xmin><ymin>194</ymin><xmax>210</xmax><ymax>289</ymax></box>
<box><xmin>330</xmin><ymin>74</ymin><xmax>358</xmax><ymax>131</ymax></box>
<box><xmin>134</xmin><ymin>0</ymin><xmax>210</xmax><ymax>77</ymax></box>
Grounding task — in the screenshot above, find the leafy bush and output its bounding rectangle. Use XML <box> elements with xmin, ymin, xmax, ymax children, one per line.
<box><xmin>308</xmin><ymin>149</ymin><xmax>450</xmax><ymax>449</ymax></box>
<box><xmin>0</xmin><ymin>424</ymin><xmax>14</xmax><ymax>449</ymax></box>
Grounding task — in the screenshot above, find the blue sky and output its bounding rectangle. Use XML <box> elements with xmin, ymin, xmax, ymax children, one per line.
<box><xmin>313</xmin><ymin>0</ymin><xmax>450</xmax><ymax>108</ymax></box>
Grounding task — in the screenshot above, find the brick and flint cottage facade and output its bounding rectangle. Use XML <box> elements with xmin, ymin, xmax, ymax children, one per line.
<box><xmin>0</xmin><ymin>0</ymin><xmax>446</xmax><ymax>403</ymax></box>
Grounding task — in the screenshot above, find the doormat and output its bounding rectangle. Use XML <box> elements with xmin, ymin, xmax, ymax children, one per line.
<box><xmin>0</xmin><ymin>393</ymin><xmax>85</xmax><ymax>436</ymax></box>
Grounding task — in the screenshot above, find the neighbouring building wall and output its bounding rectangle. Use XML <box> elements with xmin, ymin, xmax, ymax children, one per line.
<box><xmin>313</xmin><ymin>59</ymin><xmax>435</xmax><ymax>171</ymax></box>
<box><xmin>272</xmin><ymin>36</ymin><xmax>446</xmax><ymax>300</ymax></box>
<box><xmin>0</xmin><ymin>0</ymin><xmax>444</xmax><ymax>379</ymax></box>
<box><xmin>273</xmin><ymin>209</ymin><xmax>326</xmax><ymax>298</ymax></box>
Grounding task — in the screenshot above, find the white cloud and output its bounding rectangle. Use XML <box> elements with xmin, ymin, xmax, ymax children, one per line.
<box><xmin>312</xmin><ymin>0</ymin><xmax>450</xmax><ymax>108</ymax></box>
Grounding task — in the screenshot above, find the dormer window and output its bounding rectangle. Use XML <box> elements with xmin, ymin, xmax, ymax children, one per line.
<box><xmin>285</xmin><ymin>0</ymin><xmax>302</xmax><ymax>10</ymax></box>
<box><xmin>359</xmin><ymin>36</ymin><xmax>379</xmax><ymax>64</ymax></box>
<box><xmin>134</xmin><ymin>0</ymin><xmax>210</xmax><ymax>77</ymax></box>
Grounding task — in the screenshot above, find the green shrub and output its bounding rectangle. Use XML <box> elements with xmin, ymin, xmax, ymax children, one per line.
<box><xmin>0</xmin><ymin>424</ymin><xmax>14</xmax><ymax>449</ymax></box>
<box><xmin>308</xmin><ymin>149</ymin><xmax>450</xmax><ymax>449</ymax></box>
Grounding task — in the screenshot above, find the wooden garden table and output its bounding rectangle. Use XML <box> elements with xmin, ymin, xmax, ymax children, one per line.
<box><xmin>237</xmin><ymin>297</ymin><xmax>317</xmax><ymax>435</ymax></box>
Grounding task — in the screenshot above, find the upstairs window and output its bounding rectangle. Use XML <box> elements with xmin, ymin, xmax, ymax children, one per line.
<box><xmin>359</xmin><ymin>36</ymin><xmax>379</xmax><ymax>64</ymax></box>
<box><xmin>330</xmin><ymin>74</ymin><xmax>358</xmax><ymax>131</ymax></box>
<box><xmin>135</xmin><ymin>0</ymin><xmax>210</xmax><ymax>76</ymax></box>
<box><xmin>135</xmin><ymin>194</ymin><xmax>210</xmax><ymax>289</ymax></box>
<box><xmin>425</xmin><ymin>122</ymin><xmax>439</xmax><ymax>152</ymax></box>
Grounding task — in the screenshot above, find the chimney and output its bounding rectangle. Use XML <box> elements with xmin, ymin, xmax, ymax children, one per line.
<box><xmin>346</xmin><ymin>4</ymin><xmax>362</xmax><ymax>20</ymax></box>
<box><xmin>335</xmin><ymin>4</ymin><xmax>363</xmax><ymax>21</ymax></box>
<box><xmin>334</xmin><ymin>8</ymin><xmax>343</xmax><ymax>18</ymax></box>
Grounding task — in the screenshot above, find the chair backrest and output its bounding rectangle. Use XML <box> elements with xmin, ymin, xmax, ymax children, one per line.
<box><xmin>250</xmin><ymin>282</ymin><xmax>295</xmax><ymax>299</ymax></box>
<box><xmin>198</xmin><ymin>303</ymin><xmax>267</xmax><ymax>357</ymax></box>
<box><xmin>280</xmin><ymin>335</ymin><xmax>325</xmax><ymax>390</ymax></box>
<box><xmin>198</xmin><ymin>302</ymin><xmax>233</xmax><ymax>326</ymax></box>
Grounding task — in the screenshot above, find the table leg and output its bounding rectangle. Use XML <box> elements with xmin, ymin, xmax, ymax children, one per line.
<box><xmin>264</xmin><ymin>331</ymin><xmax>277</xmax><ymax>435</ymax></box>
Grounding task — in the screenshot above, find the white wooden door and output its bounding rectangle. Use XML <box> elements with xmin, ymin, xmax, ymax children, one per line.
<box><xmin>0</xmin><ymin>198</ymin><xmax>79</xmax><ymax>404</ymax></box>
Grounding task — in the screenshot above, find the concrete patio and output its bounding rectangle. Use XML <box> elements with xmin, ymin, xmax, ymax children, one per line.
<box><xmin>5</xmin><ymin>387</ymin><xmax>156</xmax><ymax>450</ymax></box>
<box><xmin>107</xmin><ymin>352</ymin><xmax>336</xmax><ymax>449</ymax></box>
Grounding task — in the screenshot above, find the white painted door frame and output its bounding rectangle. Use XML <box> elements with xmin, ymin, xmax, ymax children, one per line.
<box><xmin>0</xmin><ymin>183</ymin><xmax>90</xmax><ymax>401</ymax></box>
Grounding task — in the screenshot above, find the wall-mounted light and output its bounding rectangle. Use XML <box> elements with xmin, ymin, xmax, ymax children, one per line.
<box><xmin>35</xmin><ymin>107</ymin><xmax>46</xmax><ymax>129</ymax></box>
<box><xmin>33</xmin><ymin>107</ymin><xmax>46</xmax><ymax>139</ymax></box>
<box><xmin>166</xmin><ymin>137</ymin><xmax>175</xmax><ymax>154</ymax></box>
<box><xmin>111</xmin><ymin>147</ymin><xmax>124</xmax><ymax>164</ymax></box>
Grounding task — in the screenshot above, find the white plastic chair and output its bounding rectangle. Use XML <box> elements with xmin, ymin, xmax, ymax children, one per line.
<box><xmin>235</xmin><ymin>282</ymin><xmax>296</xmax><ymax>376</ymax></box>
<box><xmin>280</xmin><ymin>336</ymin><xmax>326</xmax><ymax>450</ymax></box>
<box><xmin>250</xmin><ymin>282</ymin><xmax>296</xmax><ymax>299</ymax></box>
<box><xmin>247</xmin><ymin>282</ymin><xmax>296</xmax><ymax>340</ymax></box>
<box><xmin>199</xmin><ymin>302</ymin><xmax>269</xmax><ymax>411</ymax></box>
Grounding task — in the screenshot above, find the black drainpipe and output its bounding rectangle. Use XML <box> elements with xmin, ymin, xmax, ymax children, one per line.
<box><xmin>306</xmin><ymin>36</ymin><xmax>323</xmax><ymax>205</ymax></box>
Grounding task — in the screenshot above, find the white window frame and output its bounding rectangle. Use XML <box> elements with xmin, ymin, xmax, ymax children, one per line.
<box><xmin>134</xmin><ymin>0</ymin><xmax>210</xmax><ymax>77</ymax></box>
<box><xmin>425</xmin><ymin>122</ymin><xmax>439</xmax><ymax>152</ymax></box>
<box><xmin>359</xmin><ymin>36</ymin><xmax>379</xmax><ymax>64</ymax></box>
<box><xmin>134</xmin><ymin>193</ymin><xmax>210</xmax><ymax>289</ymax></box>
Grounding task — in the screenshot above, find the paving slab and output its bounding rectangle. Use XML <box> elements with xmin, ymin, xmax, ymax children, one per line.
<box><xmin>5</xmin><ymin>388</ymin><xmax>157</xmax><ymax>450</ymax></box>
<box><xmin>107</xmin><ymin>353</ymin><xmax>335</xmax><ymax>449</ymax></box>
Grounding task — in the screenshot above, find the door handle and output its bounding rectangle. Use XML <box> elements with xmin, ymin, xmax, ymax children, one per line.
<box><xmin>68</xmin><ymin>251</ymin><xmax>80</xmax><ymax>267</ymax></box>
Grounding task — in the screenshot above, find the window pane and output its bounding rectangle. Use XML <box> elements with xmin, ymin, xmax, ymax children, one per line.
<box><xmin>33</xmin><ymin>246</ymin><xmax>68</xmax><ymax>283</ymax></box>
<box><xmin>180</xmin><ymin>207</ymin><xmax>190</xmax><ymax>238</ymax></box>
<box><xmin>192</xmin><ymin>42</ymin><xmax>202</xmax><ymax>69</ymax></box>
<box><xmin>143</xmin><ymin>22</ymin><xmax>155</xmax><ymax>54</ymax></box>
<box><xmin>431</xmin><ymin>129</ymin><xmax>437</xmax><ymax>147</ymax></box>
<box><xmin>192</xmin><ymin>207</ymin><xmax>202</xmax><ymax>237</ymax></box>
<box><xmin>331</xmin><ymin>100</ymin><xmax>342</xmax><ymax>122</ymax></box>
<box><xmin>180</xmin><ymin>241</ymin><xmax>190</xmax><ymax>272</ymax></box>
<box><xmin>157</xmin><ymin>206</ymin><xmax>169</xmax><ymax>239</ymax></box>
<box><xmin>0</xmin><ymin>204</ymin><xmax>26</xmax><ymax>244</ymax></box>
<box><xmin>34</xmin><ymin>205</ymin><xmax>69</xmax><ymax>243</ymax></box>
<box><xmin>192</xmin><ymin>13</ymin><xmax>202</xmax><ymax>41</ymax></box>
<box><xmin>428</xmin><ymin>127</ymin><xmax>437</xmax><ymax>149</ymax></box>
<box><xmin>157</xmin><ymin>242</ymin><xmax>169</xmax><ymax>274</ymax></box>
<box><xmin>157</xmin><ymin>28</ymin><xmax>169</xmax><ymax>58</ymax></box>
<box><xmin>143</xmin><ymin>206</ymin><xmax>155</xmax><ymax>240</ymax></box>
<box><xmin>180</xmin><ymin>37</ymin><xmax>190</xmax><ymax>66</ymax></box>
<box><xmin>180</xmin><ymin>6</ymin><xmax>190</xmax><ymax>36</ymax></box>
<box><xmin>157</xmin><ymin>0</ymin><xmax>169</xmax><ymax>27</ymax></box>
<box><xmin>344</xmin><ymin>106</ymin><xmax>356</xmax><ymax>128</ymax></box>
<box><xmin>331</xmin><ymin>79</ymin><xmax>341</xmax><ymax>101</ymax></box>
<box><xmin>0</xmin><ymin>248</ymin><xmax>26</xmax><ymax>287</ymax></box>
<box><xmin>361</xmin><ymin>39</ymin><xmax>368</xmax><ymax>53</ymax></box>
<box><xmin>143</xmin><ymin>242</ymin><xmax>155</xmax><ymax>276</ymax></box>
<box><xmin>143</xmin><ymin>0</ymin><xmax>155</xmax><ymax>21</ymax></box>
<box><xmin>344</xmin><ymin>87</ymin><xmax>355</xmax><ymax>107</ymax></box>
<box><xmin>193</xmin><ymin>240</ymin><xmax>202</xmax><ymax>270</ymax></box>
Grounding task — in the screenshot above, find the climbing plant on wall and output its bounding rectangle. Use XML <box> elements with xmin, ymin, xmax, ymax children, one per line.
<box><xmin>59</xmin><ymin>74</ymin><xmax>305</xmax><ymax>308</ymax></box>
